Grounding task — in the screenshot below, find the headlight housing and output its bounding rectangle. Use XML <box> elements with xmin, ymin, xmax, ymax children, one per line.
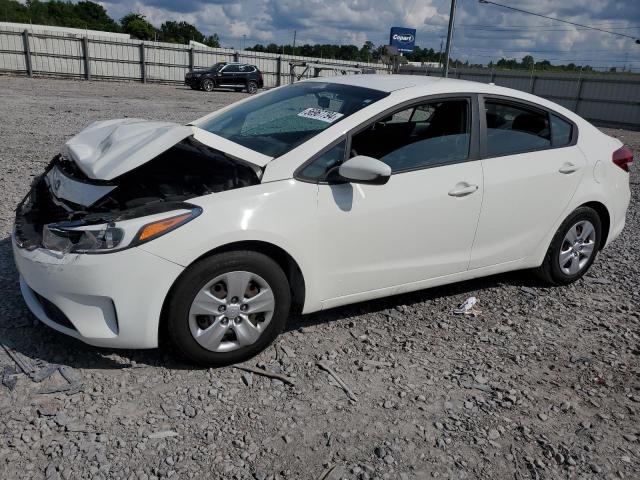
<box><xmin>42</xmin><ymin>207</ymin><xmax>201</xmax><ymax>254</ymax></box>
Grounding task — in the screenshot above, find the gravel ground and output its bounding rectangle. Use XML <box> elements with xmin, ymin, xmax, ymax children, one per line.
<box><xmin>0</xmin><ymin>76</ymin><xmax>639</xmax><ymax>480</ymax></box>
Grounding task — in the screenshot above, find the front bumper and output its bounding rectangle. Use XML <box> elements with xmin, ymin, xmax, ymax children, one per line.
<box><xmin>13</xmin><ymin>235</ymin><xmax>184</xmax><ymax>349</ymax></box>
<box><xmin>184</xmin><ymin>75</ymin><xmax>201</xmax><ymax>87</ymax></box>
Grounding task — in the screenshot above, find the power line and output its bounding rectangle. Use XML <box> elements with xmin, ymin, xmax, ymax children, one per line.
<box><xmin>458</xmin><ymin>23</ymin><xmax>640</xmax><ymax>30</ymax></box>
<box><xmin>457</xmin><ymin>46</ymin><xmax>640</xmax><ymax>55</ymax></box>
<box><xmin>478</xmin><ymin>0</ymin><xmax>640</xmax><ymax>43</ymax></box>
<box><xmin>454</xmin><ymin>51</ymin><xmax>640</xmax><ymax>63</ymax></box>
<box><xmin>460</xmin><ymin>26</ymin><xmax>640</xmax><ymax>32</ymax></box>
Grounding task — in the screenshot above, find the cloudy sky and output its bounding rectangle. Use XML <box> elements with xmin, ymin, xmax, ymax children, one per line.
<box><xmin>99</xmin><ymin>0</ymin><xmax>640</xmax><ymax>69</ymax></box>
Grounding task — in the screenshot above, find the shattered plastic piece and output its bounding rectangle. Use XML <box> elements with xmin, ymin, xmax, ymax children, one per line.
<box><xmin>2</xmin><ymin>366</ymin><xmax>18</xmax><ymax>391</ymax></box>
<box><xmin>453</xmin><ymin>296</ymin><xmax>481</xmax><ymax>316</ymax></box>
<box><xmin>30</xmin><ymin>364</ymin><xmax>60</xmax><ymax>383</ymax></box>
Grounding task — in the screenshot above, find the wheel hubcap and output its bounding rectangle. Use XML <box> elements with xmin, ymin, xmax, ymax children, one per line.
<box><xmin>188</xmin><ymin>271</ymin><xmax>275</xmax><ymax>353</ymax></box>
<box><xmin>559</xmin><ymin>220</ymin><xmax>596</xmax><ymax>275</ymax></box>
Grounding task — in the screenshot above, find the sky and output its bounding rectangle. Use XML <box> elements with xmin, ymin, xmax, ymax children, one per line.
<box><xmin>97</xmin><ymin>0</ymin><xmax>640</xmax><ymax>70</ymax></box>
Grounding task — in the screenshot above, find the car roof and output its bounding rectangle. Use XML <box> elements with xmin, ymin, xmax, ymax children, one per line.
<box><xmin>303</xmin><ymin>73</ymin><xmax>517</xmax><ymax>96</ymax></box>
<box><xmin>303</xmin><ymin>74</ymin><xmax>579</xmax><ymax>117</ymax></box>
<box><xmin>304</xmin><ymin>74</ymin><xmax>446</xmax><ymax>92</ymax></box>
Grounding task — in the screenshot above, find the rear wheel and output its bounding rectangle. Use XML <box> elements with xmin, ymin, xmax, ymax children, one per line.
<box><xmin>166</xmin><ymin>251</ymin><xmax>291</xmax><ymax>367</ymax></box>
<box><xmin>535</xmin><ymin>206</ymin><xmax>601</xmax><ymax>285</ymax></box>
<box><xmin>201</xmin><ymin>79</ymin><xmax>214</xmax><ymax>92</ymax></box>
<box><xmin>246</xmin><ymin>80</ymin><xmax>258</xmax><ymax>94</ymax></box>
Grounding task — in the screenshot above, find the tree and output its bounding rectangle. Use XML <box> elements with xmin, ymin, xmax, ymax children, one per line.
<box><xmin>120</xmin><ymin>13</ymin><xmax>156</xmax><ymax>40</ymax></box>
<box><xmin>360</xmin><ymin>41</ymin><xmax>374</xmax><ymax>62</ymax></box>
<box><xmin>158</xmin><ymin>21</ymin><xmax>205</xmax><ymax>44</ymax></box>
<box><xmin>203</xmin><ymin>33</ymin><xmax>220</xmax><ymax>48</ymax></box>
<box><xmin>522</xmin><ymin>55</ymin><xmax>534</xmax><ymax>70</ymax></box>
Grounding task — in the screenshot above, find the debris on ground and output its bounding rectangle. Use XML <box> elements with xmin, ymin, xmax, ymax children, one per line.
<box><xmin>232</xmin><ymin>364</ymin><xmax>297</xmax><ymax>387</ymax></box>
<box><xmin>317</xmin><ymin>360</ymin><xmax>358</xmax><ymax>402</ymax></box>
<box><xmin>1</xmin><ymin>342</ymin><xmax>82</xmax><ymax>394</ymax></box>
<box><xmin>453</xmin><ymin>296</ymin><xmax>482</xmax><ymax>316</ymax></box>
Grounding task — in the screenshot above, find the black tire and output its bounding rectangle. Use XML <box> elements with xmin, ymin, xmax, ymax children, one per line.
<box><xmin>201</xmin><ymin>79</ymin><xmax>214</xmax><ymax>92</ymax></box>
<box><xmin>166</xmin><ymin>251</ymin><xmax>291</xmax><ymax>367</ymax></box>
<box><xmin>246</xmin><ymin>80</ymin><xmax>258</xmax><ymax>94</ymax></box>
<box><xmin>535</xmin><ymin>206</ymin><xmax>602</xmax><ymax>285</ymax></box>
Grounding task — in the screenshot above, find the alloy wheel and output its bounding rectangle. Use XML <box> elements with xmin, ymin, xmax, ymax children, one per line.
<box><xmin>558</xmin><ymin>220</ymin><xmax>596</xmax><ymax>275</ymax></box>
<box><xmin>188</xmin><ymin>271</ymin><xmax>275</xmax><ymax>352</ymax></box>
<box><xmin>202</xmin><ymin>80</ymin><xmax>214</xmax><ymax>92</ymax></box>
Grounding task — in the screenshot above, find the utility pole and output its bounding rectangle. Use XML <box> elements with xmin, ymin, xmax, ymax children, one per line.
<box><xmin>443</xmin><ymin>0</ymin><xmax>457</xmax><ymax>77</ymax></box>
<box><xmin>293</xmin><ymin>30</ymin><xmax>297</xmax><ymax>53</ymax></box>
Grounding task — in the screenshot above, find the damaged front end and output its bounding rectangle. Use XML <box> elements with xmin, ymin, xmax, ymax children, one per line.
<box><xmin>15</xmin><ymin>134</ymin><xmax>261</xmax><ymax>254</ymax></box>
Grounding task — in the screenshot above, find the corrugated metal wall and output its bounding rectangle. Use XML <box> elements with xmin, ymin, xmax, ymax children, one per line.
<box><xmin>402</xmin><ymin>66</ymin><xmax>640</xmax><ymax>130</ymax></box>
<box><xmin>3</xmin><ymin>26</ymin><xmax>638</xmax><ymax>129</ymax></box>
<box><xmin>0</xmin><ymin>27</ymin><xmax>387</xmax><ymax>88</ymax></box>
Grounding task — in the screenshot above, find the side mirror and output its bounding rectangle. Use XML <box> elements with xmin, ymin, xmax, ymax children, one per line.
<box><xmin>335</xmin><ymin>156</ymin><xmax>391</xmax><ymax>185</ymax></box>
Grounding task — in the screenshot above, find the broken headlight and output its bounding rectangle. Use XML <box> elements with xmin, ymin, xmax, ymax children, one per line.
<box><xmin>41</xmin><ymin>207</ymin><xmax>201</xmax><ymax>254</ymax></box>
<box><xmin>43</xmin><ymin>223</ymin><xmax>124</xmax><ymax>253</ymax></box>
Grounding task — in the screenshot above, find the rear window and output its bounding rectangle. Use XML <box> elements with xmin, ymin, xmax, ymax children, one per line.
<box><xmin>551</xmin><ymin>114</ymin><xmax>573</xmax><ymax>146</ymax></box>
<box><xmin>199</xmin><ymin>82</ymin><xmax>389</xmax><ymax>157</ymax></box>
<box><xmin>485</xmin><ymin>101</ymin><xmax>551</xmax><ymax>156</ymax></box>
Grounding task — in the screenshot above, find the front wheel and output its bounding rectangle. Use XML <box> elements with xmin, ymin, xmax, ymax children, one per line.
<box><xmin>166</xmin><ymin>251</ymin><xmax>291</xmax><ymax>367</ymax></box>
<box><xmin>535</xmin><ymin>206</ymin><xmax>602</xmax><ymax>285</ymax></box>
<box><xmin>201</xmin><ymin>79</ymin><xmax>215</xmax><ymax>92</ymax></box>
<box><xmin>246</xmin><ymin>80</ymin><xmax>258</xmax><ymax>94</ymax></box>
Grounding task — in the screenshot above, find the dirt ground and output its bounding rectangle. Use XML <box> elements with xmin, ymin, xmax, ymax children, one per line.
<box><xmin>0</xmin><ymin>75</ymin><xmax>639</xmax><ymax>480</ymax></box>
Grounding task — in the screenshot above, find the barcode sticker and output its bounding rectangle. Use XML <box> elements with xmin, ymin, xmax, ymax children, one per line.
<box><xmin>297</xmin><ymin>107</ymin><xmax>344</xmax><ymax>123</ymax></box>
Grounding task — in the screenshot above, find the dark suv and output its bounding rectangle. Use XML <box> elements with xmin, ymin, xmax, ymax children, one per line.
<box><xmin>185</xmin><ymin>62</ymin><xmax>264</xmax><ymax>94</ymax></box>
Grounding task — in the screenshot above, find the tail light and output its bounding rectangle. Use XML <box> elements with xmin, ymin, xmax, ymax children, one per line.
<box><xmin>612</xmin><ymin>145</ymin><xmax>634</xmax><ymax>172</ymax></box>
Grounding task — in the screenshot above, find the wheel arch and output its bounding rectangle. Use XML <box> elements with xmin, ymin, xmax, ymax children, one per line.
<box><xmin>580</xmin><ymin>201</ymin><xmax>610</xmax><ymax>249</ymax></box>
<box><xmin>158</xmin><ymin>240</ymin><xmax>306</xmax><ymax>344</ymax></box>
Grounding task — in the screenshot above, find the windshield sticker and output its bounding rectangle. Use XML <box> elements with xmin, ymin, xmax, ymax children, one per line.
<box><xmin>297</xmin><ymin>108</ymin><xmax>344</xmax><ymax>123</ymax></box>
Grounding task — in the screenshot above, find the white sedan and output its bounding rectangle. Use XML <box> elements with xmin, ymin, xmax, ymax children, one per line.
<box><xmin>13</xmin><ymin>75</ymin><xmax>632</xmax><ymax>366</ymax></box>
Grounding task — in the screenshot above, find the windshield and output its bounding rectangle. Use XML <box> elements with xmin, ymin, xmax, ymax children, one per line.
<box><xmin>199</xmin><ymin>82</ymin><xmax>389</xmax><ymax>158</ymax></box>
<box><xmin>211</xmin><ymin>63</ymin><xmax>225</xmax><ymax>71</ymax></box>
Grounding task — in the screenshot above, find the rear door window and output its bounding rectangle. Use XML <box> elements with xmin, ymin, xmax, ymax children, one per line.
<box><xmin>485</xmin><ymin>100</ymin><xmax>551</xmax><ymax>156</ymax></box>
<box><xmin>550</xmin><ymin>114</ymin><xmax>573</xmax><ymax>146</ymax></box>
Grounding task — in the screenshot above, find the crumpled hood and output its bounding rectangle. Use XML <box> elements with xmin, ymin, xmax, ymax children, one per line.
<box><xmin>64</xmin><ymin>119</ymin><xmax>272</xmax><ymax>180</ymax></box>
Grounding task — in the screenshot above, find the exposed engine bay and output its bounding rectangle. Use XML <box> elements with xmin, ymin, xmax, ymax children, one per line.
<box><xmin>14</xmin><ymin>137</ymin><xmax>261</xmax><ymax>252</ymax></box>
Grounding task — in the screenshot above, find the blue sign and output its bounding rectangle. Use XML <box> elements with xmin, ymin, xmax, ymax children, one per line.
<box><xmin>389</xmin><ymin>27</ymin><xmax>416</xmax><ymax>53</ymax></box>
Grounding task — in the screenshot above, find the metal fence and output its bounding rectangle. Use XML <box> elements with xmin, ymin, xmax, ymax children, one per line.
<box><xmin>0</xmin><ymin>27</ymin><xmax>387</xmax><ymax>88</ymax></box>
<box><xmin>402</xmin><ymin>66</ymin><xmax>640</xmax><ymax>130</ymax></box>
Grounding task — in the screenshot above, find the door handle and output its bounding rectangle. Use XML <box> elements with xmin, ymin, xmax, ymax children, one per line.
<box><xmin>559</xmin><ymin>163</ymin><xmax>580</xmax><ymax>174</ymax></box>
<box><xmin>448</xmin><ymin>183</ymin><xmax>479</xmax><ymax>197</ymax></box>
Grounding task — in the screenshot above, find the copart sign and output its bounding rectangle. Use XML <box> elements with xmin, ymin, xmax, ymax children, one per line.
<box><xmin>389</xmin><ymin>27</ymin><xmax>416</xmax><ymax>53</ymax></box>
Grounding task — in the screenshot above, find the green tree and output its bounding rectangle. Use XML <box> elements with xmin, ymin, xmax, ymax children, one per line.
<box><xmin>120</xmin><ymin>13</ymin><xmax>156</xmax><ymax>40</ymax></box>
<box><xmin>158</xmin><ymin>20</ymin><xmax>204</xmax><ymax>44</ymax></box>
<box><xmin>360</xmin><ymin>40</ymin><xmax>374</xmax><ymax>62</ymax></box>
<box><xmin>203</xmin><ymin>33</ymin><xmax>220</xmax><ymax>48</ymax></box>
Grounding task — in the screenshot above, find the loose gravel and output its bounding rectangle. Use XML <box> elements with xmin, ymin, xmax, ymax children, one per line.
<box><xmin>0</xmin><ymin>76</ymin><xmax>639</xmax><ymax>480</ymax></box>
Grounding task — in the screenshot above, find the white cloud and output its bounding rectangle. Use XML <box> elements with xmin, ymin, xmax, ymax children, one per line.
<box><xmin>98</xmin><ymin>0</ymin><xmax>640</xmax><ymax>68</ymax></box>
